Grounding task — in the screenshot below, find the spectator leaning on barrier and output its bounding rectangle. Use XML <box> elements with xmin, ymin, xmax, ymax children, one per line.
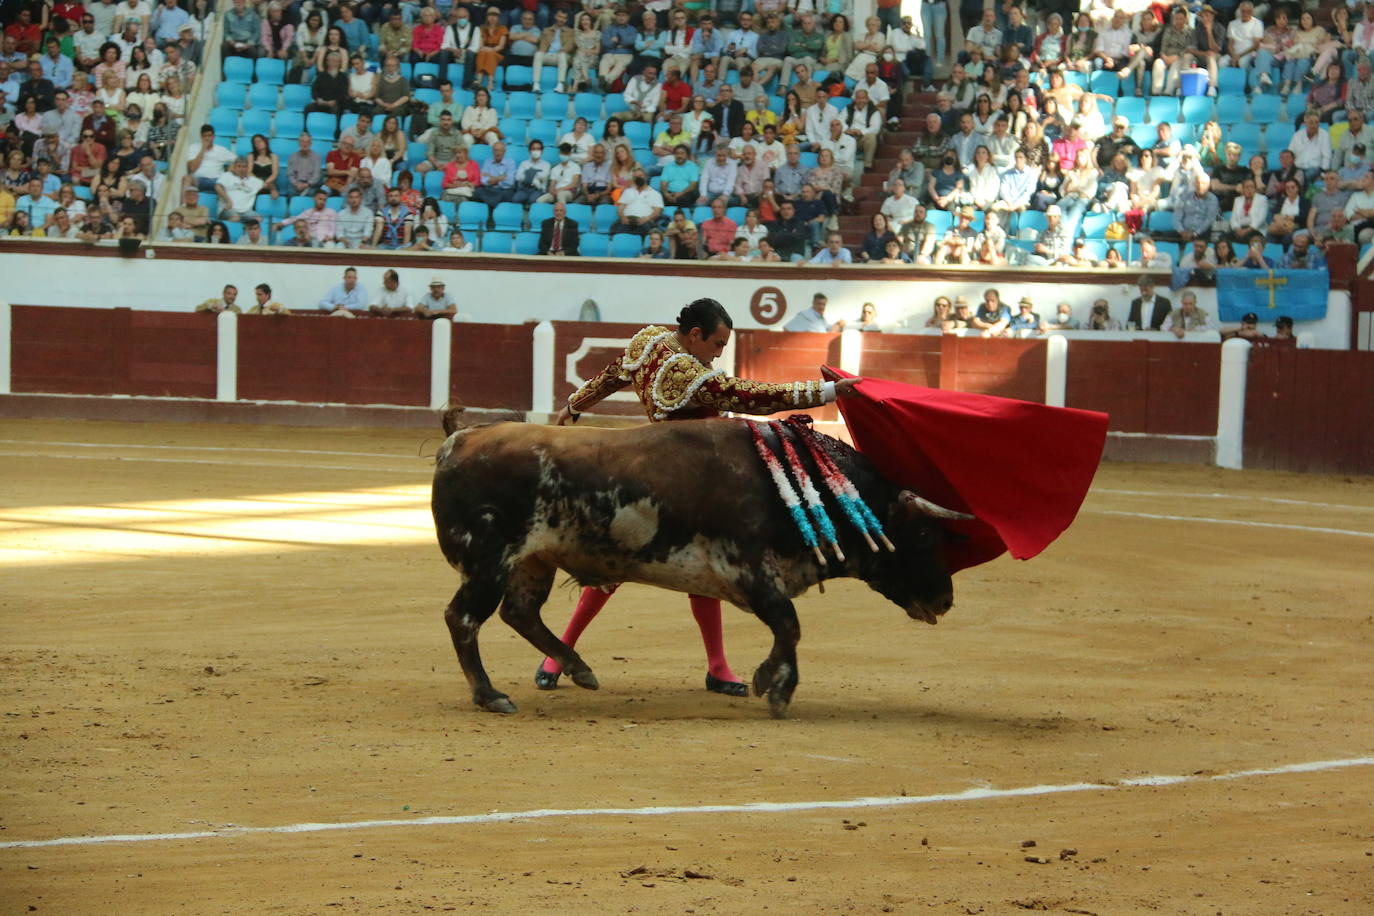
<box><xmin>369</xmin><ymin>268</ymin><xmax>413</xmax><ymax>317</ymax></box>
<box><xmin>1164</xmin><ymin>290</ymin><xmax>1216</xmax><ymax>339</ymax></box>
<box><xmin>248</xmin><ymin>283</ymin><xmax>291</xmax><ymax>316</ymax></box>
<box><xmin>784</xmin><ymin>292</ymin><xmax>845</xmax><ymax>332</ymax></box>
<box><xmin>320</xmin><ymin>266</ymin><xmax>367</xmax><ymax>316</ymax></box>
<box><xmin>195</xmin><ymin>284</ymin><xmax>240</xmax><ymax>313</ymax></box>
<box><xmin>1128</xmin><ymin>276</ymin><xmax>1172</xmax><ymax>332</ymax></box>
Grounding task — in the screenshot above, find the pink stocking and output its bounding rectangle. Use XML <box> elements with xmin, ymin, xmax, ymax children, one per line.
<box><xmin>540</xmin><ymin>586</ymin><xmax>614</xmax><ymax>676</ymax></box>
<box><xmin>689</xmin><ymin>594</ymin><xmax>739</xmax><ymax>683</ymax></box>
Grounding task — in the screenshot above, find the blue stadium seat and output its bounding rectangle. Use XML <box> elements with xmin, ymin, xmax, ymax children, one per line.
<box><xmin>492</xmin><ymin>201</ymin><xmax>525</xmax><ymax>231</ymax></box>
<box><xmin>1264</xmin><ymin>242</ymin><xmax>1285</xmax><ymax>263</ymax></box>
<box><xmin>216</xmin><ymin>81</ymin><xmax>248</xmax><ymax>110</ymax></box>
<box><xmin>624</xmin><ymin>121</ymin><xmax>651</xmax><ymax>147</ymax></box>
<box><xmin>273</xmin><ymin>110</ymin><xmax>304</xmax><ymax>138</ymax></box>
<box><xmin>398</xmin><ymin>61</ymin><xmax>413</xmax><ymax>81</ymax></box>
<box><xmin>536</xmin><ymin>67</ymin><xmax>560</xmax><ymax>92</ymax></box>
<box><xmin>1015</xmin><ymin>210</ymin><xmax>1045</xmax><ymax>237</ymax></box>
<box><xmin>1147</xmin><ymin>97</ymin><xmax>1179</xmax><ymax>124</ymax></box>
<box><xmin>467</xmin><ymin>143</ymin><xmax>492</xmax><ymax>164</ymax></box>
<box><xmin>1147</xmin><ymin>210</ymin><xmax>1174</xmax><ymax>235</ymax></box>
<box><xmin>831</xmin><ymin>96</ymin><xmax>850</xmax><ymax>111</ymax></box>
<box><xmin>799</xmin><ymin>151</ymin><xmax>818</xmax><ymax>169</ymax></box>
<box><xmin>339</xmin><ymin>111</ymin><xmax>360</xmax><ymax>134</ymax></box>
<box><xmin>603</xmin><ymin>92</ymin><xmax>625</xmax><ymax>114</ymax></box>
<box><xmin>481</xmin><ymin>231</ymin><xmax>515</xmax><ymax>253</ymax></box>
<box><xmin>1264</xmin><ymin>124</ymin><xmax>1295</xmax><ymax>152</ymax></box>
<box><xmin>255</xmin><ymin>57</ymin><xmax>286</xmax><ymax>85</ymax></box>
<box><xmin>199</xmin><ymin>191</ymin><xmax>219</xmax><ymax>218</ymax></box>
<box><xmin>241</xmin><ymin>109</ymin><xmax>272</xmax><ymax>137</ymax></box>
<box><xmin>691</xmin><ymin>205</ymin><xmax>711</xmax><ymax>223</ymax></box>
<box><xmin>505</xmin><ymin>66</ymin><xmax>534</xmax><ymax>92</ymax></box>
<box><xmin>565</xmin><ymin>203</ymin><xmax>593</xmax><ymax>227</ymax></box>
<box><xmin>580</xmin><ymin>232</ymin><xmax>610</xmax><ymax>257</ymax></box>
<box><xmin>1063</xmin><ymin>71</ymin><xmax>1088</xmax><ymax>90</ymax></box>
<box><xmin>1249</xmin><ymin>95</ymin><xmax>1283</xmax><ymax>125</ymax></box>
<box><xmin>234</xmin><ymin>136</ymin><xmax>253</xmax><ymax>156</ymax></box>
<box><xmin>413</xmin><ymin>62</ymin><xmax>441</xmax><ymax>83</ymax></box>
<box><xmin>281</xmin><ymin>84</ymin><xmax>312</xmax><ymax>112</ymax></box>
<box><xmin>1129</xmin><ymin>124</ymin><xmax>1156</xmax><ymax>148</ymax></box>
<box><xmin>515</xmin><ymin>231</ymin><xmax>540</xmax><ymax>255</ymax></box>
<box><xmin>1215</xmin><ymin>94</ymin><xmax>1247</xmax><ymax>124</ymax></box>
<box><xmin>223</xmin><ymin>57</ymin><xmax>254</xmax><ymax>83</ymax></box>
<box><xmin>1112</xmin><ymin>96</ymin><xmax>1145</xmax><ymax>125</ymax></box>
<box><xmin>503</xmin><ymin>120</ymin><xmax>527</xmax><ymax>144</ymax></box>
<box><xmin>288</xmin><ymin>195</ymin><xmax>313</xmax><ymax>217</ymax></box>
<box><xmin>526</xmin><ymin>118</ymin><xmax>558</xmax><ymax>146</ymax></box>
<box><xmin>305</xmin><ymin>111</ymin><xmax>338</xmax><ymax>140</ymax></box>
<box><xmin>1217</xmin><ymin>67</ymin><xmax>1246</xmax><ymax>95</ymax></box>
<box><xmin>1079</xmin><ymin>240</ymin><xmax>1108</xmax><ymax>261</ymax></box>
<box><xmin>540</xmin><ymin>92</ymin><xmax>570</xmax><ymax>120</ymax></box>
<box><xmin>254</xmin><ymin>194</ymin><xmax>286</xmax><ymax>221</ymax></box>
<box><xmin>406</xmin><ymin>141</ymin><xmax>427</xmax><ymax>165</ymax></box>
<box><xmin>269</xmin><ymin>137</ymin><xmax>295</xmax><ymax>159</ymax></box>
<box><xmin>415</xmin><ymin>87</ymin><xmax>441</xmax><ymax>106</ymax></box>
<box><xmin>1180</xmin><ymin>96</ymin><xmax>1214</xmax><ymax>123</ymax></box>
<box><xmin>458</xmin><ymin>201</ymin><xmax>489</xmax><ymax>229</ymax></box>
<box><xmin>438</xmin><ymin>200</ymin><xmax>456</xmax><ymax>221</ymax></box>
<box><xmin>1265</xmin><ymin>148</ymin><xmax>1284</xmax><ymax>169</ymax></box>
<box><xmin>591</xmin><ymin>203</ymin><xmax>617</xmax><ymax>232</ymax></box>
<box><xmin>248</xmin><ymin>82</ymin><xmax>280</xmax><ymax>111</ymax></box>
<box><xmin>423</xmin><ymin>171</ymin><xmax>444</xmax><ymax>196</ymax></box>
<box><xmin>72</xmin><ymin>185</ymin><xmax>92</xmax><ymax>200</ymax></box>
<box><xmin>1172</xmin><ymin>123</ymin><xmax>1198</xmax><ymax>145</ymax></box>
<box><xmin>528</xmin><ymin>202</ymin><xmax>554</xmax><ymax>226</ymax></box>
<box><xmin>768</xmin><ymin>95</ymin><xmax>785</xmax><ymax>114</ymax></box>
<box><xmin>609</xmin><ymin>233</ymin><xmax>643</xmax><ymax>258</ymax></box>
<box><xmin>506</xmin><ymin>144</ymin><xmax>529</xmax><ymax>164</ymax></box>
<box><xmin>726</xmin><ymin>206</ymin><xmax>747</xmax><ymax>224</ymax></box>
<box><xmin>1089</xmin><ymin>71</ymin><xmax>1121</xmax><ymax>97</ymax></box>
<box><xmin>1079</xmin><ymin>213</ymin><xmax>1114</xmax><ymax>238</ymax></box>
<box><xmin>633</xmin><ymin>148</ymin><xmax>657</xmax><ymax>170</ymax></box>
<box><xmin>574</xmin><ymin>92</ymin><xmax>603</xmax><ymax>119</ymax></box>
<box><xmin>209</xmin><ymin>107</ymin><xmax>239</xmax><ymax>136</ymax></box>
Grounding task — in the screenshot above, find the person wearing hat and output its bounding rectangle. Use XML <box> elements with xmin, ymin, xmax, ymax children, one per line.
<box><xmin>417</xmin><ymin>277</ymin><xmax>458</xmax><ymax>320</ymax></box>
<box><xmin>1095</xmin><ymin>115</ymin><xmax>1141</xmax><ymax>170</ymax></box>
<box><xmin>1188</xmin><ymin>5</ymin><xmax>1225</xmax><ymax>96</ymax></box>
<box><xmin>934</xmin><ymin>203</ymin><xmax>978</xmax><ymax>264</ymax></box>
<box><xmin>1222</xmin><ymin>311</ymin><xmax>1266</xmax><ymax>341</ymax></box>
<box><xmin>1033</xmin><ymin>203</ymin><xmax>1073</xmax><ymax>265</ymax></box>
<box><xmin>1009</xmin><ymin>296</ymin><xmax>1042</xmax><ymax>334</ymax></box>
<box><xmin>1274</xmin><ymin>315</ymin><xmax>1296</xmax><ymax>340</ymax></box>
<box><xmin>947</xmin><ymin>296</ymin><xmax>974</xmax><ymax>331</ymax></box>
<box><xmin>1128</xmin><ymin>274</ymin><xmax>1172</xmax><ymax>331</ymax></box>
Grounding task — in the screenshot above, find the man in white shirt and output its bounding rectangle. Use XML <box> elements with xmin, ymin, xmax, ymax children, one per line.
<box><xmin>697</xmin><ymin>144</ymin><xmax>738</xmax><ymax>203</ymax></box>
<box><xmin>784</xmin><ymin>293</ymin><xmax>846</xmax><ymax>332</ymax></box>
<box><xmin>808</xmin><ymin>231</ymin><xmax>853</xmax><ymax>265</ymax></box>
<box><xmin>1345</xmin><ymin>168</ymin><xmax>1374</xmax><ymax>241</ymax></box>
<box><xmin>88</xmin><ymin>0</ymin><xmax>120</xmax><ymax>39</ymax></box>
<box><xmin>1287</xmin><ymin>110</ymin><xmax>1333</xmax><ymax>177</ymax></box>
<box><xmin>1093</xmin><ymin>10</ymin><xmax>1134</xmax><ymax>71</ymax></box>
<box><xmin>72</xmin><ymin>14</ymin><xmax>106</xmax><ymax>71</ymax></box>
<box><xmin>1229</xmin><ymin>177</ymin><xmax>1269</xmax><ymax>239</ymax></box>
<box><xmin>1225</xmin><ymin>1</ymin><xmax>1263</xmax><ymax>68</ymax></box>
<box><xmin>128</xmin><ymin>155</ymin><xmax>166</xmax><ymax>202</ymax></box>
<box><xmin>611</xmin><ymin>170</ymin><xmax>664</xmax><ymax>234</ymax></box>
<box><xmin>539</xmin><ymin>142</ymin><xmax>582</xmax><ymax>203</ymax></box>
<box><xmin>369</xmin><ymin>269</ymin><xmax>414</xmax><ymax>317</ymax></box>
<box><xmin>215</xmin><ymin>157</ymin><xmax>265</xmax><ymax>222</ymax></box>
<box><xmin>185</xmin><ymin>125</ymin><xmax>236</xmax><ymax>192</ymax></box>
<box><xmin>819</xmin><ymin>118</ymin><xmax>857</xmax><ymax>173</ymax></box>
<box><xmin>614</xmin><ymin>63</ymin><xmax>662</xmax><ymax>122</ymax></box>
<box><xmin>962</xmin><ymin>9</ymin><xmax>1001</xmax><ymax>62</ymax></box>
<box><xmin>803</xmin><ymin>93</ymin><xmax>840</xmax><ymax>148</ymax></box>
<box><xmin>1336</xmin><ymin>108</ymin><xmax>1374</xmax><ymax>167</ymax></box>
<box><xmin>879</xmin><ymin>179</ymin><xmax>918</xmax><ymax>233</ymax></box>
<box><xmin>854</xmin><ymin>64</ymin><xmax>890</xmax><ymax>117</ymax></box>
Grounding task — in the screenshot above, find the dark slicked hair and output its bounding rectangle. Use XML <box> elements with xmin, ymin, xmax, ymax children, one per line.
<box><xmin>676</xmin><ymin>298</ymin><xmax>733</xmax><ymax>336</ymax></box>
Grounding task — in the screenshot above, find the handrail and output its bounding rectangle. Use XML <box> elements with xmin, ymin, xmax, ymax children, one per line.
<box><xmin>153</xmin><ymin>9</ymin><xmax>229</xmax><ymax>237</ymax></box>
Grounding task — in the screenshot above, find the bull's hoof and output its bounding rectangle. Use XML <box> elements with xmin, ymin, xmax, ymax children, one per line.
<box><xmin>477</xmin><ymin>694</ymin><xmax>518</xmax><ymax>714</ymax></box>
<box><xmin>569</xmin><ymin>668</ymin><xmax>599</xmax><ymax>690</ymax></box>
<box><xmin>768</xmin><ymin>694</ymin><xmax>791</xmax><ymax>719</ymax></box>
<box><xmin>705</xmin><ymin>674</ymin><xmax>748</xmax><ymax>697</ymax></box>
<box><xmin>533</xmin><ymin>665</ymin><xmax>561</xmax><ymax>690</ymax></box>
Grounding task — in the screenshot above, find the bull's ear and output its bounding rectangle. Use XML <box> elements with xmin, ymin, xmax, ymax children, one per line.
<box><xmin>899</xmin><ymin>490</ymin><xmax>976</xmax><ymax>521</ymax></box>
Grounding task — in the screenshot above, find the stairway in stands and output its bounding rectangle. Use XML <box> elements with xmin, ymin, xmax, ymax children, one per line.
<box><xmin>841</xmin><ymin>88</ymin><xmax>936</xmax><ymax>249</ymax></box>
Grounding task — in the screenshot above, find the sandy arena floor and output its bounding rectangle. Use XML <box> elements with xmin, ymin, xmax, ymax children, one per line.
<box><xmin>0</xmin><ymin>418</ymin><xmax>1371</xmax><ymax>915</ymax></box>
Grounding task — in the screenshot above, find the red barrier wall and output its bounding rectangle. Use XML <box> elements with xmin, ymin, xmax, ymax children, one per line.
<box><xmin>939</xmin><ymin>336</ymin><xmax>1046</xmax><ymax>403</ymax></box>
<box><xmin>857</xmin><ymin>333</ymin><xmax>941</xmax><ymax>388</ymax></box>
<box><xmin>1243</xmin><ymin>347</ymin><xmax>1374</xmax><ymax>474</ymax></box>
<box><xmin>237</xmin><ymin>315</ymin><xmax>431</xmax><ymax>405</ymax></box>
<box><xmin>1065</xmin><ymin>340</ymin><xmax>1220</xmax><ymax>435</ymax></box>
<box><xmin>553</xmin><ymin>321</ymin><xmax>649</xmax><ymax>417</ymax></box>
<box><xmin>10</xmin><ymin>306</ymin><xmax>217</xmax><ymax>398</ymax></box>
<box><xmin>733</xmin><ymin>330</ymin><xmax>842</xmax><ymax>420</ymax></box>
<box><xmin>452</xmin><ymin>322</ymin><xmax>535</xmax><ymax>411</ymax></box>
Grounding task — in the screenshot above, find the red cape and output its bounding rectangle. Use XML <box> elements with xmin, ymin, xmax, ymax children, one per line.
<box><xmin>829</xmin><ymin>372</ymin><xmax>1108</xmax><ymax>574</ymax></box>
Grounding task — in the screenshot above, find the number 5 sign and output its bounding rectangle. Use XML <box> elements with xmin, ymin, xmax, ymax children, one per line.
<box><xmin>750</xmin><ymin>286</ymin><xmax>787</xmax><ymax>325</ymax></box>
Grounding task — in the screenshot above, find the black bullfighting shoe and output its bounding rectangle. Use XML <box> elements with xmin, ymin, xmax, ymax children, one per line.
<box><xmin>705</xmin><ymin>674</ymin><xmax>748</xmax><ymax>697</ymax></box>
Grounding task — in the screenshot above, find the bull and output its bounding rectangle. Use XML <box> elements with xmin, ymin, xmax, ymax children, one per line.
<box><xmin>431</xmin><ymin>416</ymin><xmax>968</xmax><ymax>718</ymax></box>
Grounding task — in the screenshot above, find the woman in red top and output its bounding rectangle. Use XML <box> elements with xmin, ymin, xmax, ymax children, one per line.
<box><xmin>409</xmin><ymin>6</ymin><xmax>449</xmax><ymax>70</ymax></box>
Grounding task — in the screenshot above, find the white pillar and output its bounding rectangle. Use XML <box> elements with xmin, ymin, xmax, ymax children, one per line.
<box><xmin>215</xmin><ymin>309</ymin><xmax>237</xmax><ymax>402</ymax></box>
<box><xmin>839</xmin><ymin>327</ymin><xmax>863</xmax><ymax>376</ymax></box>
<box><xmin>1044</xmin><ymin>334</ymin><xmax>1068</xmax><ymax>408</ymax></box>
<box><xmin>531</xmin><ymin>320</ymin><xmax>555</xmax><ymax>415</ymax></box>
<box><xmin>430</xmin><ymin>318</ymin><xmax>452</xmax><ymax>410</ymax></box>
<box><xmin>1215</xmin><ymin>337</ymin><xmax>1252</xmax><ymax>470</ymax></box>
<box><xmin>0</xmin><ymin>301</ymin><xmax>11</xmax><ymax>395</ymax></box>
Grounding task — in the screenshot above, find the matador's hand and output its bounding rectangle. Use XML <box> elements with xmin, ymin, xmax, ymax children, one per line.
<box><xmin>554</xmin><ymin>406</ymin><xmax>579</xmax><ymax>426</ymax></box>
<box><xmin>834</xmin><ymin>377</ymin><xmax>863</xmax><ymax>398</ymax></box>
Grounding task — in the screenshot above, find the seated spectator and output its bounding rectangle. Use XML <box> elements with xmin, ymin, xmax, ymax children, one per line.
<box><xmin>371</xmin><ymin>186</ymin><xmax>412</xmax><ymax>249</ymax></box>
<box><xmin>926</xmin><ymin>150</ymin><xmax>964</xmax><ymax>211</ymax></box>
<box><xmin>616</xmin><ymin>63</ymin><xmax>661</xmax><ymax>123</ymax></box>
<box><xmin>415</xmin><ymin>278</ymin><xmax>457</xmax><ymax>318</ymax></box>
<box><xmin>879</xmin><ymin>178</ymin><xmax>918</xmax><ymax>232</ymax></box>
<box><xmin>809</xmin><ymin>231</ymin><xmax>853</xmax><ymax>265</ymax></box>
<box><xmin>855</xmin><ymin>302</ymin><xmax>882</xmax><ymax>332</ymax></box>
<box><xmin>924</xmin><ymin>297</ymin><xmax>953</xmax><ymax>328</ymax></box>
<box><xmin>1280</xmin><ymin>230</ymin><xmax>1327</xmax><ymax>269</ymax></box>
<box><xmin>281</xmin><ymin>218</ymin><xmax>313</xmax><ymax>247</ymax></box>
<box><xmin>1274</xmin><ymin>315</ymin><xmax>1296</xmax><ymax>340</ymax></box>
<box><xmin>411</xmin><ymin>7</ymin><xmax>450</xmax><ymax>71</ymax></box>
<box><xmin>659</xmin><ymin>144</ymin><xmax>700</xmax><ymax>207</ymax></box>
<box><xmin>878</xmin><ymin>238</ymin><xmax>911</xmax><ymax>264</ymax></box>
<box><xmin>372</xmin><ymin>54</ymin><xmax>414</xmax><ymax>123</ymax></box>
<box><xmin>579</xmin><ymin>143</ymin><xmax>611</xmax><ymax>205</ymax></box>
<box><xmin>1045</xmin><ymin>303</ymin><xmax>1080</xmax><ymax>330</ymax></box>
<box><xmin>532</xmin><ymin>8</ymin><xmax>573</xmax><ymax>94</ymax></box>
<box><xmin>699</xmin><ymin>196</ymin><xmax>737</xmax><ymax>256</ymax></box>
<box><xmin>460</xmin><ymin>87</ymin><xmax>501</xmax><ymax>146</ymax></box>
<box><xmin>1085</xmin><ymin>299</ymin><xmax>1123</xmax><ymax>331</ymax></box>
<box><xmin>1173</xmin><ymin>174</ymin><xmax>1219</xmax><ymax>243</ymax></box>
<box><xmin>901</xmin><ymin>204</ymin><xmax>937</xmax><ymax>264</ymax></box>
<box><xmin>1230</xmin><ymin>177</ymin><xmax>1269</xmax><ymax>242</ymax></box>
<box><xmin>860</xmin><ymin>211</ymin><xmax>897</xmax><ymax>263</ymax></box>
<box><xmin>934</xmin><ymin>204</ymin><xmax>978</xmax><ymax>264</ymax></box>
<box><xmin>538</xmin><ymin>200</ymin><xmax>580</xmax><ymax>255</ymax></box>
<box><xmin>1288</xmin><ymin>110</ymin><xmax>1333</xmax><ymax>180</ymax></box>
<box><xmin>1268</xmin><ymin>177</ymin><xmax>1310</xmax><ymax>245</ymax></box>
<box><xmin>334</xmin><ymin>187</ymin><xmax>374</xmax><ymax>249</ymax></box>
<box><xmin>765</xmin><ymin>199</ymin><xmax>808</xmax><ymax>261</ymax></box>
<box><xmin>784</xmin><ymin>293</ymin><xmax>844</xmax><ymax>332</ymax></box>
<box><xmin>946</xmin><ymin>297</ymin><xmax>973</xmax><ymax>331</ymax></box>
<box><xmin>697</xmin><ymin>143</ymin><xmax>738</xmax><ymax>206</ymax></box>
<box><xmin>324</xmin><ymin>135</ymin><xmax>362</xmax><ymax>195</ymax></box>
<box><xmin>1164</xmin><ymin>291</ymin><xmax>1216</xmax><ymax>338</ymax></box>
<box><xmin>169</xmin><ymin>185</ymin><xmax>208</xmax><ymax>240</ymax></box>
<box><xmin>184</xmin><ymin>124</ymin><xmax>234</xmax><ymax>192</ymax></box>
<box><xmin>710</xmin><ymin>237</ymin><xmax>753</xmax><ymax>261</ymax></box>
<box><xmin>439</xmin><ymin>145</ymin><xmax>479</xmax><ymax>202</ymax></box>
<box><xmin>611</xmin><ymin>169</ymin><xmax>663</xmax><ymax>234</ymax></box>
<box><xmin>195</xmin><ymin>284</ymin><xmax>241</xmax><ymax>313</ymax></box>
<box><xmin>214</xmin><ymin>157</ymin><xmax>264</xmax><ymax>222</ymax></box>
<box><xmin>235</xmin><ymin>218</ymin><xmax>268</xmax><ymax>246</ymax></box>
<box><xmin>1135</xmin><ymin>234</ymin><xmax>1174</xmax><ymax>270</ymax></box>
<box><xmin>445</xmin><ymin>229</ymin><xmax>474</xmax><ymax>253</ymax></box>
<box><xmin>1128</xmin><ymin>276</ymin><xmax>1172</xmax><ymax>331</ymax></box>
<box><xmin>1009</xmin><ymin>297</ymin><xmax>1041</xmax><ymax>334</ymax></box>
<box><xmin>369</xmin><ymin>268</ymin><xmax>413</xmax><ymax>316</ymax></box>
<box><xmin>971</xmin><ymin>289</ymin><xmax>1011</xmax><ymax>337</ymax></box>
<box><xmin>1222</xmin><ymin>311</ymin><xmax>1266</xmax><ymax>340</ymax></box>
<box><xmin>472</xmin><ymin>140</ymin><xmax>515</xmax><ymax>205</ymax></box>
<box><xmin>159</xmin><ymin>209</ymin><xmax>194</xmax><ymax>241</ymax></box>
<box><xmin>247</xmin><ymin>283</ymin><xmax>291</xmax><ymax>316</ymax></box>
<box><xmin>221</xmin><ymin>0</ymin><xmax>262</xmax><ymax>60</ymax></box>
<box><xmin>538</xmin><ymin>143</ymin><xmax>580</xmax><ymax>203</ymax></box>
<box><xmin>1033</xmin><ymin>204</ymin><xmax>1072</xmax><ymax>264</ymax></box>
<box><xmin>319</xmin><ymin>266</ymin><xmax>366</xmax><ymax>315</ymax></box>
<box><xmin>307</xmin><ymin>49</ymin><xmax>348</xmax><ymax>115</ymax></box>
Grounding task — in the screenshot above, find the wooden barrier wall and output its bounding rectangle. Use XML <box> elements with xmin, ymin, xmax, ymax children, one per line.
<box><xmin>1064</xmin><ymin>340</ymin><xmax>1221</xmax><ymax>436</ymax></box>
<box><xmin>734</xmin><ymin>329</ymin><xmax>842</xmax><ymax>421</ymax></box>
<box><xmin>1243</xmin><ymin>347</ymin><xmax>1374</xmax><ymax>474</ymax></box>
<box><xmin>452</xmin><ymin>322</ymin><xmax>535</xmax><ymax>411</ymax></box>
<box><xmin>11</xmin><ymin>306</ymin><xmax>217</xmax><ymax>399</ymax></box>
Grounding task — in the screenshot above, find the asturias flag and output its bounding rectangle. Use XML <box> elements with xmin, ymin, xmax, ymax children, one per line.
<box><xmin>1216</xmin><ymin>268</ymin><xmax>1328</xmax><ymax>322</ymax></box>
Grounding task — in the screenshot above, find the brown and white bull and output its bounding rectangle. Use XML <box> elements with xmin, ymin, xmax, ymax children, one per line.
<box><xmin>431</xmin><ymin>416</ymin><xmax>968</xmax><ymax>718</ymax></box>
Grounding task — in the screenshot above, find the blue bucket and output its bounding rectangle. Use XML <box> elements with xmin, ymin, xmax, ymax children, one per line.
<box><xmin>1180</xmin><ymin>68</ymin><xmax>1209</xmax><ymax>97</ymax></box>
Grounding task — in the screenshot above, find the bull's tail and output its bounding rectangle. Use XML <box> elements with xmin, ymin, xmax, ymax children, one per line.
<box><xmin>440</xmin><ymin>402</ymin><xmax>526</xmax><ymax>437</ymax></box>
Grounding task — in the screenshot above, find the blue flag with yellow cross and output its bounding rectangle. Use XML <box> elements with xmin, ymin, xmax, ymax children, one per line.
<box><xmin>1215</xmin><ymin>268</ymin><xmax>1329</xmax><ymax>322</ymax></box>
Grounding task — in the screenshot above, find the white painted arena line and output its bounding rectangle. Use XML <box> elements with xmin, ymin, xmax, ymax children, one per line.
<box><xmin>1095</xmin><ymin>488</ymin><xmax>1374</xmax><ymax>513</ymax></box>
<box><xmin>0</xmin><ymin>439</ymin><xmax>422</xmax><ymax>459</ymax></box>
<box><xmin>0</xmin><ymin>449</ymin><xmax>421</xmax><ymax>474</ymax></box>
<box><xmin>1087</xmin><ymin>509</ymin><xmax>1374</xmax><ymax>540</ymax></box>
<box><xmin>2</xmin><ymin>757</ymin><xmax>1369</xmax><ymax>852</ymax></box>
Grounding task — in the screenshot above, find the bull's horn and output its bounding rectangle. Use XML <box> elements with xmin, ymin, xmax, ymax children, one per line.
<box><xmin>901</xmin><ymin>491</ymin><xmax>976</xmax><ymax>521</ymax></box>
